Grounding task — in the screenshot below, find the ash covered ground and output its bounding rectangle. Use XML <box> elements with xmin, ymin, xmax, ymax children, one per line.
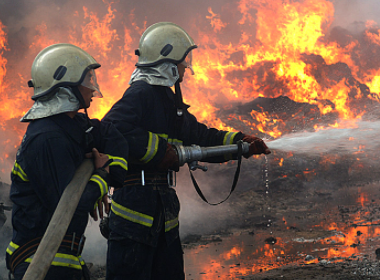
<box><xmin>177</xmin><ymin>149</ymin><xmax>380</xmax><ymax>280</ymax></box>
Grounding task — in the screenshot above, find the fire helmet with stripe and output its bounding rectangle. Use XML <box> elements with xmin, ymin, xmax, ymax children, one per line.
<box><xmin>28</xmin><ymin>43</ymin><xmax>102</xmax><ymax>100</ymax></box>
<box><xmin>135</xmin><ymin>22</ymin><xmax>197</xmax><ymax>67</ymax></box>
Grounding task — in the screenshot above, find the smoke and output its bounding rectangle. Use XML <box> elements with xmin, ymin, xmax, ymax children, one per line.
<box><xmin>81</xmin><ymin>220</ymin><xmax>108</xmax><ymax>266</ymax></box>
<box><xmin>0</xmin><ymin>122</ymin><xmax>26</xmax><ymax>185</ymax></box>
<box><xmin>0</xmin><ymin>180</ymin><xmax>11</xmax><ymax>280</ymax></box>
<box><xmin>331</xmin><ymin>0</ymin><xmax>380</xmax><ymax>33</ymax></box>
<box><xmin>2</xmin><ymin>0</ymin><xmax>380</xmax><ymax>276</ymax></box>
<box><xmin>0</xmin><ymin>213</ymin><xmax>12</xmax><ymax>280</ymax></box>
<box><xmin>1</xmin><ymin>0</ymin><xmax>380</xmax><ymax>178</ymax></box>
<box><xmin>177</xmin><ymin>157</ymin><xmax>264</xmax><ymax>238</ymax></box>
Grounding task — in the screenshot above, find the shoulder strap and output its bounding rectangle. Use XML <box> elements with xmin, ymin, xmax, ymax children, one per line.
<box><xmin>189</xmin><ymin>141</ymin><xmax>243</xmax><ymax>205</ymax></box>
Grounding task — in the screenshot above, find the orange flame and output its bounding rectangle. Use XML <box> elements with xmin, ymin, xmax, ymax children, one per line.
<box><xmin>1</xmin><ymin>0</ymin><xmax>380</xmax><ymax>181</ymax></box>
<box><xmin>3</xmin><ymin>0</ymin><xmax>380</xmax><ymax>137</ymax></box>
<box><xmin>0</xmin><ymin>20</ymin><xmax>9</xmax><ymax>124</ymax></box>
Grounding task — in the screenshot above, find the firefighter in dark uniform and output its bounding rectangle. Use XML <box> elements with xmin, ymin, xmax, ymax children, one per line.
<box><xmin>5</xmin><ymin>44</ymin><xmax>129</xmax><ymax>280</ymax></box>
<box><xmin>102</xmin><ymin>22</ymin><xmax>270</xmax><ymax>280</ymax></box>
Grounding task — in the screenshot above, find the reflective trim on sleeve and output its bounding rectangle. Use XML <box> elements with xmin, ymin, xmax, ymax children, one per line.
<box><xmin>107</xmin><ymin>155</ymin><xmax>128</xmax><ymax>171</ymax></box>
<box><xmin>165</xmin><ymin>217</ymin><xmax>179</xmax><ymax>232</ymax></box>
<box><xmin>168</xmin><ymin>138</ymin><xmax>183</xmax><ymax>145</ymax></box>
<box><xmin>111</xmin><ymin>201</ymin><xmax>154</xmax><ymax>228</ymax></box>
<box><xmin>157</xmin><ymin>133</ymin><xmax>183</xmax><ymax>145</ymax></box>
<box><xmin>140</xmin><ymin>132</ymin><xmax>159</xmax><ymax>163</ymax></box>
<box><xmin>90</xmin><ymin>174</ymin><xmax>108</xmax><ymax>197</ymax></box>
<box><xmin>26</xmin><ymin>253</ymin><xmax>84</xmax><ymax>270</ymax></box>
<box><xmin>78</xmin><ymin>256</ymin><xmax>85</xmax><ymax>265</ymax></box>
<box><xmin>223</xmin><ymin>132</ymin><xmax>239</xmax><ymax>160</ymax></box>
<box><xmin>12</xmin><ymin>161</ymin><xmax>29</xmax><ymax>182</ymax></box>
<box><xmin>223</xmin><ymin>132</ymin><xmax>238</xmax><ymax>145</ymax></box>
<box><xmin>6</xmin><ymin>242</ymin><xmax>19</xmax><ymax>255</ymax></box>
<box><xmin>157</xmin><ymin>133</ymin><xmax>168</xmax><ymax>140</ymax></box>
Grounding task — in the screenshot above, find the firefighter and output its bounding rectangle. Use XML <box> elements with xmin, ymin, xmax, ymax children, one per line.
<box><xmin>5</xmin><ymin>43</ymin><xmax>128</xmax><ymax>280</ymax></box>
<box><xmin>102</xmin><ymin>22</ymin><xmax>270</xmax><ymax>279</ymax></box>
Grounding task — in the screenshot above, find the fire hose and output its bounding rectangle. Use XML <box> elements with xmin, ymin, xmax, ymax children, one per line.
<box><xmin>174</xmin><ymin>140</ymin><xmax>250</xmax><ymax>205</ymax></box>
<box><xmin>20</xmin><ymin>141</ymin><xmax>252</xmax><ymax>275</ymax></box>
<box><xmin>22</xmin><ymin>159</ymin><xmax>94</xmax><ymax>280</ymax></box>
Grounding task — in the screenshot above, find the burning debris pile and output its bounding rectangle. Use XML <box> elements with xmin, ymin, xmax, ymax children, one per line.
<box><xmin>1</xmin><ymin>0</ymin><xmax>380</xmax><ymax>278</ymax></box>
<box><xmin>219</xmin><ymin>53</ymin><xmax>380</xmax><ymax>141</ymax></box>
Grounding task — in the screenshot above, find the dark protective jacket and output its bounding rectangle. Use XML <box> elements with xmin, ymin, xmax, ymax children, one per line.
<box><xmin>6</xmin><ymin>113</ymin><xmax>128</xmax><ymax>271</ymax></box>
<box><xmin>102</xmin><ymin>81</ymin><xmax>243</xmax><ymax>246</ymax></box>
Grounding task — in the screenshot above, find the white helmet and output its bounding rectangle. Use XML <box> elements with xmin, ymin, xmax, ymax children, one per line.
<box><xmin>135</xmin><ymin>22</ymin><xmax>197</xmax><ymax>67</ymax></box>
<box><xmin>28</xmin><ymin>43</ymin><xmax>101</xmax><ymax>100</ymax></box>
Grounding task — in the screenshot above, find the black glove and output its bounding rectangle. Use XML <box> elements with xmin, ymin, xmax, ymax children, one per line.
<box><xmin>99</xmin><ymin>216</ymin><xmax>110</xmax><ymax>239</ymax></box>
<box><xmin>157</xmin><ymin>144</ymin><xmax>180</xmax><ymax>172</ymax></box>
<box><xmin>242</xmin><ymin>135</ymin><xmax>271</xmax><ymax>158</ymax></box>
<box><xmin>92</xmin><ymin>158</ymin><xmax>113</xmax><ymax>183</ymax></box>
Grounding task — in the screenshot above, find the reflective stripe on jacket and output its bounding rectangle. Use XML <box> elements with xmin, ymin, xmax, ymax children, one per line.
<box><xmin>103</xmin><ymin>81</ymin><xmax>243</xmax><ymax>246</ymax></box>
<box><xmin>6</xmin><ymin>241</ymin><xmax>85</xmax><ymax>270</ymax></box>
<box><xmin>8</xmin><ymin>113</ymin><xmax>129</xmax><ymax>251</ymax></box>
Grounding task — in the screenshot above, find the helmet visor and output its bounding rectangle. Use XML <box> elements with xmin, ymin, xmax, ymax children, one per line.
<box><xmin>180</xmin><ymin>51</ymin><xmax>194</xmax><ymax>75</ymax></box>
<box><xmin>81</xmin><ymin>69</ymin><xmax>103</xmax><ymax>97</ymax></box>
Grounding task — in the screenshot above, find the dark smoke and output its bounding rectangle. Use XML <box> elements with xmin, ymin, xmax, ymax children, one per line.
<box><xmin>1</xmin><ymin>0</ymin><xmax>380</xmax><ymax>276</ymax></box>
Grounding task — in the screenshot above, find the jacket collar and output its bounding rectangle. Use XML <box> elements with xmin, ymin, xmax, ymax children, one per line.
<box><xmin>49</xmin><ymin>113</ymin><xmax>85</xmax><ymax>144</ymax></box>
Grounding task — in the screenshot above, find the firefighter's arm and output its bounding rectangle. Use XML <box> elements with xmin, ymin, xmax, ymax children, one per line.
<box><xmin>181</xmin><ymin>112</ymin><xmax>242</xmax><ymax>162</ymax></box>
<box><xmin>85</xmin><ymin>148</ymin><xmax>112</xmax><ymax>221</ymax></box>
<box><xmin>27</xmin><ymin>133</ymin><xmax>113</xmax><ymax>221</ymax></box>
<box><xmin>183</xmin><ymin>111</ymin><xmax>270</xmax><ymax>161</ymax></box>
<box><xmin>184</xmin><ymin>112</ymin><xmax>242</xmax><ymax>147</ymax></box>
<box><xmin>102</xmin><ymin>87</ymin><xmax>167</xmax><ymax>166</ymax></box>
<box><xmin>90</xmin><ymin>119</ymin><xmax>129</xmax><ymax>188</ymax></box>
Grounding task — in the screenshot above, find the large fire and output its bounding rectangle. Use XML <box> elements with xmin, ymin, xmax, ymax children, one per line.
<box><xmin>1</xmin><ymin>0</ymin><xmax>380</xmax><ymax>277</ymax></box>
<box><xmin>1</xmin><ymin>0</ymin><xmax>380</xmax><ymax>169</ymax></box>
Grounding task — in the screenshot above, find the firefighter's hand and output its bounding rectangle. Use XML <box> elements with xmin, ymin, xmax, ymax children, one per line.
<box><xmin>91</xmin><ymin>194</ymin><xmax>110</xmax><ymax>221</ymax></box>
<box><xmin>86</xmin><ymin>148</ymin><xmax>110</xmax><ymax>173</ymax></box>
<box><xmin>242</xmin><ymin>135</ymin><xmax>271</xmax><ymax>158</ymax></box>
<box><xmin>157</xmin><ymin>144</ymin><xmax>179</xmax><ymax>172</ymax></box>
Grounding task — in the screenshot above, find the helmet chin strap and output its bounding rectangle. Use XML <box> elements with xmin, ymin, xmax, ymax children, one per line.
<box><xmin>174</xmin><ymin>81</ymin><xmax>184</xmax><ymax>117</ymax></box>
<box><xmin>71</xmin><ymin>86</ymin><xmax>94</xmax><ymax>134</ymax></box>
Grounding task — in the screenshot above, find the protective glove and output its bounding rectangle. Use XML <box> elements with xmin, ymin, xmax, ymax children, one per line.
<box><xmin>157</xmin><ymin>144</ymin><xmax>180</xmax><ymax>172</ymax></box>
<box><xmin>242</xmin><ymin>135</ymin><xmax>271</xmax><ymax>158</ymax></box>
<box><xmin>99</xmin><ymin>216</ymin><xmax>110</xmax><ymax>239</ymax></box>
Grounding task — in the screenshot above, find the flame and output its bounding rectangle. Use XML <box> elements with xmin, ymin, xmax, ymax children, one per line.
<box><xmin>2</xmin><ymin>1</ymin><xmax>380</xmax><ymax>277</ymax></box>
<box><xmin>187</xmin><ymin>188</ymin><xmax>379</xmax><ymax>279</ymax></box>
<box><xmin>303</xmin><ymin>168</ymin><xmax>316</xmax><ymax>180</ymax></box>
<box><xmin>249</xmin><ymin>110</ymin><xmax>285</xmax><ymax>138</ymax></box>
<box><xmin>206</xmin><ymin>8</ymin><xmax>228</xmax><ymax>33</ymax></box>
<box><xmin>357</xmin><ymin>192</ymin><xmax>369</xmax><ymax>208</ymax></box>
<box><xmin>0</xmin><ymin>20</ymin><xmax>9</xmax><ymax>123</ymax></box>
<box><xmin>2</xmin><ymin>0</ymin><xmax>380</xmax><ymax>158</ymax></box>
